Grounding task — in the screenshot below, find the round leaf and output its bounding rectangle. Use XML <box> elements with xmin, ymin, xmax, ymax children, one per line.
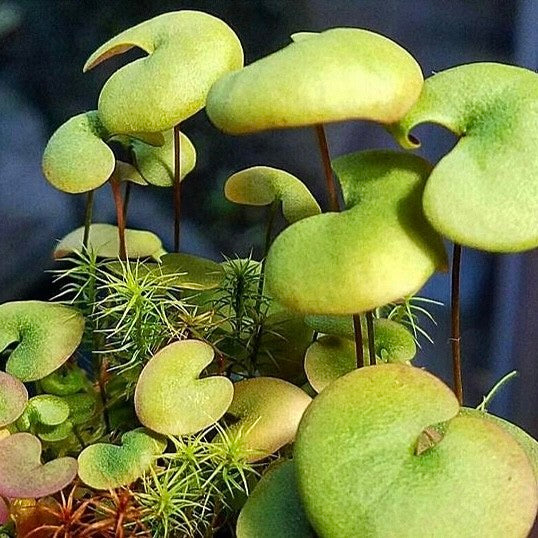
<box><xmin>0</xmin><ymin>372</ymin><xmax>28</xmax><ymax>428</ymax></box>
<box><xmin>0</xmin><ymin>301</ymin><xmax>84</xmax><ymax>382</ymax></box>
<box><xmin>39</xmin><ymin>367</ymin><xmax>88</xmax><ymax>396</ymax></box>
<box><xmin>265</xmin><ymin>151</ymin><xmax>447</xmax><ymax>314</ymax></box>
<box><xmin>54</xmin><ymin>223</ymin><xmax>163</xmax><ymax>259</ymax></box>
<box><xmin>225</xmin><ymin>166</ymin><xmax>321</xmax><ymax>223</ymax></box>
<box><xmin>207</xmin><ymin>28</ymin><xmax>423</xmax><ymax>133</ymax></box>
<box><xmin>42</xmin><ymin>111</ymin><xmax>114</xmax><ymax>194</ymax></box>
<box><xmin>84</xmin><ymin>11</ymin><xmax>244</xmax><ymax>133</ymax></box>
<box><xmin>390</xmin><ymin>63</ymin><xmax>538</xmax><ymax>252</ymax></box>
<box><xmin>78</xmin><ymin>428</ymin><xmax>166</xmax><ymax>490</ymax></box>
<box><xmin>225</xmin><ymin>377</ymin><xmax>312</xmax><ymax>462</ymax></box>
<box><xmin>134</xmin><ymin>340</ymin><xmax>233</xmax><ymax>435</ymax></box>
<box><xmin>295</xmin><ymin>364</ymin><xmax>538</xmax><ymax>537</ymax></box>
<box><xmin>131</xmin><ymin>129</ymin><xmax>196</xmax><ymax>187</ymax></box>
<box><xmin>237</xmin><ymin>460</ymin><xmax>315</xmax><ymax>538</ymax></box>
<box><xmin>0</xmin><ymin>433</ymin><xmax>77</xmax><ymax>498</ymax></box>
<box><xmin>22</xmin><ymin>395</ymin><xmax>70</xmax><ymax>427</ymax></box>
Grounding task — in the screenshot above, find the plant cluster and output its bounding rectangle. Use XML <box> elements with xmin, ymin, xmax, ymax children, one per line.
<box><xmin>0</xmin><ymin>9</ymin><xmax>537</xmax><ymax>538</ymax></box>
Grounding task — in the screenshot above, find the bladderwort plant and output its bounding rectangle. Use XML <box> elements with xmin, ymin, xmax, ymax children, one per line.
<box><xmin>0</xmin><ymin>9</ymin><xmax>537</xmax><ymax>538</ymax></box>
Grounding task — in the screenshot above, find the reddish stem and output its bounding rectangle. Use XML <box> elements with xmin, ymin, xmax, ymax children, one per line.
<box><xmin>451</xmin><ymin>243</ymin><xmax>463</xmax><ymax>404</ymax></box>
<box><xmin>110</xmin><ymin>178</ymin><xmax>127</xmax><ymax>260</ymax></box>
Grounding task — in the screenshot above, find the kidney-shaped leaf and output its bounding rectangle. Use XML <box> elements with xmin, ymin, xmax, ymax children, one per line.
<box><xmin>225</xmin><ymin>166</ymin><xmax>321</xmax><ymax>223</ymax></box>
<box><xmin>295</xmin><ymin>364</ymin><xmax>538</xmax><ymax>537</ymax></box>
<box><xmin>17</xmin><ymin>395</ymin><xmax>70</xmax><ymax>431</ymax></box>
<box><xmin>78</xmin><ymin>428</ymin><xmax>166</xmax><ymax>490</ymax></box>
<box><xmin>0</xmin><ymin>301</ymin><xmax>84</xmax><ymax>382</ymax></box>
<box><xmin>207</xmin><ymin>28</ymin><xmax>423</xmax><ymax>133</ymax></box>
<box><xmin>54</xmin><ymin>223</ymin><xmax>164</xmax><ymax>259</ymax></box>
<box><xmin>130</xmin><ymin>129</ymin><xmax>196</xmax><ymax>187</ymax></box>
<box><xmin>84</xmin><ymin>11</ymin><xmax>244</xmax><ymax>134</ymax></box>
<box><xmin>266</xmin><ymin>151</ymin><xmax>447</xmax><ymax>314</ymax></box>
<box><xmin>390</xmin><ymin>63</ymin><xmax>538</xmax><ymax>252</ymax></box>
<box><xmin>225</xmin><ymin>377</ymin><xmax>312</xmax><ymax>462</ymax></box>
<box><xmin>42</xmin><ymin>111</ymin><xmax>114</xmax><ymax>194</ymax></box>
<box><xmin>0</xmin><ymin>433</ymin><xmax>77</xmax><ymax>498</ymax></box>
<box><xmin>135</xmin><ymin>340</ymin><xmax>234</xmax><ymax>435</ymax></box>
<box><xmin>0</xmin><ymin>372</ymin><xmax>28</xmax><ymax>428</ymax></box>
<box><xmin>237</xmin><ymin>460</ymin><xmax>315</xmax><ymax>538</ymax></box>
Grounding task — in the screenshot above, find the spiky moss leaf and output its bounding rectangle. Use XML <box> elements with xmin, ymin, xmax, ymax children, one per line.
<box><xmin>225</xmin><ymin>166</ymin><xmax>321</xmax><ymax>223</ymax></box>
<box><xmin>295</xmin><ymin>364</ymin><xmax>538</xmax><ymax>537</ymax></box>
<box><xmin>0</xmin><ymin>372</ymin><xmax>27</xmax><ymax>428</ymax></box>
<box><xmin>78</xmin><ymin>428</ymin><xmax>166</xmax><ymax>490</ymax></box>
<box><xmin>389</xmin><ymin>63</ymin><xmax>538</xmax><ymax>252</ymax></box>
<box><xmin>42</xmin><ymin>111</ymin><xmax>114</xmax><ymax>194</ymax></box>
<box><xmin>207</xmin><ymin>28</ymin><xmax>423</xmax><ymax>134</ymax></box>
<box><xmin>135</xmin><ymin>340</ymin><xmax>233</xmax><ymax>436</ymax></box>
<box><xmin>0</xmin><ymin>432</ymin><xmax>77</xmax><ymax>498</ymax></box>
<box><xmin>237</xmin><ymin>460</ymin><xmax>315</xmax><ymax>538</ymax></box>
<box><xmin>0</xmin><ymin>301</ymin><xmax>84</xmax><ymax>382</ymax></box>
<box><xmin>131</xmin><ymin>129</ymin><xmax>196</xmax><ymax>187</ymax></box>
<box><xmin>461</xmin><ymin>407</ymin><xmax>538</xmax><ymax>478</ymax></box>
<box><xmin>305</xmin><ymin>316</ymin><xmax>416</xmax><ymax>361</ymax></box>
<box><xmin>54</xmin><ymin>223</ymin><xmax>163</xmax><ymax>259</ymax></box>
<box><xmin>84</xmin><ymin>11</ymin><xmax>244</xmax><ymax>134</ymax></box>
<box><xmin>225</xmin><ymin>377</ymin><xmax>311</xmax><ymax>462</ymax></box>
<box><xmin>266</xmin><ymin>151</ymin><xmax>447</xmax><ymax>314</ymax></box>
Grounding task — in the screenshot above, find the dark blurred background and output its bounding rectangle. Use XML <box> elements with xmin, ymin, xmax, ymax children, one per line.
<box><xmin>0</xmin><ymin>0</ymin><xmax>536</xmax><ymax>435</ymax></box>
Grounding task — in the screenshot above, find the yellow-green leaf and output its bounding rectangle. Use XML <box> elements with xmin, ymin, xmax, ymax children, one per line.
<box><xmin>389</xmin><ymin>63</ymin><xmax>538</xmax><ymax>252</ymax></box>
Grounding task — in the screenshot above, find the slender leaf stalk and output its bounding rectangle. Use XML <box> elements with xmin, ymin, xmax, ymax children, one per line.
<box><xmin>82</xmin><ymin>190</ymin><xmax>94</xmax><ymax>251</ymax></box>
<box><xmin>173</xmin><ymin>123</ymin><xmax>182</xmax><ymax>252</ymax></box>
<box><xmin>451</xmin><ymin>243</ymin><xmax>463</xmax><ymax>404</ymax></box>
<box><xmin>110</xmin><ymin>178</ymin><xmax>127</xmax><ymax>260</ymax></box>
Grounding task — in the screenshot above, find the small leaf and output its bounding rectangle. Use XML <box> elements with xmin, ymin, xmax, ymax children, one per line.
<box><xmin>266</xmin><ymin>151</ymin><xmax>447</xmax><ymax>314</ymax></box>
<box><xmin>114</xmin><ymin>160</ymin><xmax>148</xmax><ymax>185</ymax></box>
<box><xmin>389</xmin><ymin>63</ymin><xmax>538</xmax><ymax>252</ymax></box>
<box><xmin>0</xmin><ymin>372</ymin><xmax>28</xmax><ymax>428</ymax></box>
<box><xmin>54</xmin><ymin>223</ymin><xmax>163</xmax><ymax>259</ymax></box>
<box><xmin>158</xmin><ymin>253</ymin><xmax>224</xmax><ymax>290</ymax></box>
<box><xmin>225</xmin><ymin>377</ymin><xmax>312</xmax><ymax>462</ymax></box>
<box><xmin>225</xmin><ymin>166</ymin><xmax>321</xmax><ymax>223</ymax></box>
<box><xmin>207</xmin><ymin>28</ymin><xmax>423</xmax><ymax>133</ymax></box>
<box><xmin>134</xmin><ymin>340</ymin><xmax>234</xmax><ymax>435</ymax></box>
<box><xmin>78</xmin><ymin>428</ymin><xmax>166</xmax><ymax>490</ymax></box>
<box><xmin>21</xmin><ymin>395</ymin><xmax>70</xmax><ymax>427</ymax></box>
<box><xmin>0</xmin><ymin>432</ymin><xmax>77</xmax><ymax>498</ymax></box>
<box><xmin>39</xmin><ymin>367</ymin><xmax>88</xmax><ymax>396</ymax></box>
<box><xmin>42</xmin><ymin>111</ymin><xmax>114</xmax><ymax>194</ymax></box>
<box><xmin>84</xmin><ymin>11</ymin><xmax>244</xmax><ymax>133</ymax></box>
<box><xmin>237</xmin><ymin>460</ymin><xmax>315</xmax><ymax>538</ymax></box>
<box><xmin>131</xmin><ymin>129</ymin><xmax>196</xmax><ymax>187</ymax></box>
<box><xmin>0</xmin><ymin>301</ymin><xmax>84</xmax><ymax>382</ymax></box>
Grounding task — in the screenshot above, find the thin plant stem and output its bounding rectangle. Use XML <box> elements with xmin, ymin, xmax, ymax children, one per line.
<box><xmin>256</xmin><ymin>200</ymin><xmax>279</xmax><ymax>311</ymax></box>
<box><xmin>314</xmin><ymin>124</ymin><xmax>340</xmax><ymax>212</ymax></box>
<box><xmin>314</xmin><ymin>124</ymin><xmax>374</xmax><ymax>366</ymax></box>
<box><xmin>366</xmin><ymin>311</ymin><xmax>376</xmax><ymax>365</ymax></box>
<box><xmin>110</xmin><ymin>178</ymin><xmax>127</xmax><ymax>260</ymax></box>
<box><xmin>451</xmin><ymin>243</ymin><xmax>463</xmax><ymax>404</ymax></box>
<box><xmin>82</xmin><ymin>190</ymin><xmax>94</xmax><ymax>251</ymax></box>
<box><xmin>352</xmin><ymin>314</ymin><xmax>364</xmax><ymax>368</ymax></box>
<box><xmin>123</xmin><ymin>181</ymin><xmax>132</xmax><ymax>222</ymax></box>
<box><xmin>173</xmin><ymin>123</ymin><xmax>182</xmax><ymax>252</ymax></box>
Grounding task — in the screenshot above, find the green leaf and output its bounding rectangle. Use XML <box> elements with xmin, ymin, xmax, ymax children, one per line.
<box><xmin>206</xmin><ymin>28</ymin><xmax>423</xmax><ymax>134</ymax></box>
<box><xmin>84</xmin><ymin>11</ymin><xmax>244</xmax><ymax>133</ymax></box>
<box><xmin>113</xmin><ymin>160</ymin><xmax>148</xmax><ymax>185</ymax></box>
<box><xmin>225</xmin><ymin>377</ymin><xmax>312</xmax><ymax>462</ymax></box>
<box><xmin>0</xmin><ymin>372</ymin><xmax>28</xmax><ymax>428</ymax></box>
<box><xmin>42</xmin><ymin>111</ymin><xmax>114</xmax><ymax>194</ymax></box>
<box><xmin>225</xmin><ymin>166</ymin><xmax>321</xmax><ymax>223</ymax></box>
<box><xmin>0</xmin><ymin>432</ymin><xmax>77</xmax><ymax>498</ymax></box>
<box><xmin>131</xmin><ymin>129</ymin><xmax>196</xmax><ymax>187</ymax></box>
<box><xmin>295</xmin><ymin>364</ymin><xmax>538</xmax><ymax>537</ymax></box>
<box><xmin>78</xmin><ymin>428</ymin><xmax>166</xmax><ymax>490</ymax></box>
<box><xmin>134</xmin><ymin>340</ymin><xmax>233</xmax><ymax>435</ymax></box>
<box><xmin>0</xmin><ymin>301</ymin><xmax>84</xmax><ymax>382</ymax></box>
<box><xmin>21</xmin><ymin>395</ymin><xmax>70</xmax><ymax>427</ymax></box>
<box><xmin>237</xmin><ymin>460</ymin><xmax>315</xmax><ymax>538</ymax></box>
<box><xmin>158</xmin><ymin>253</ymin><xmax>224</xmax><ymax>290</ymax></box>
<box><xmin>461</xmin><ymin>407</ymin><xmax>538</xmax><ymax>478</ymax></box>
<box><xmin>265</xmin><ymin>151</ymin><xmax>447</xmax><ymax>314</ymax></box>
<box><xmin>54</xmin><ymin>223</ymin><xmax>164</xmax><ymax>259</ymax></box>
<box><xmin>39</xmin><ymin>367</ymin><xmax>88</xmax><ymax>396</ymax></box>
<box><xmin>389</xmin><ymin>63</ymin><xmax>538</xmax><ymax>252</ymax></box>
